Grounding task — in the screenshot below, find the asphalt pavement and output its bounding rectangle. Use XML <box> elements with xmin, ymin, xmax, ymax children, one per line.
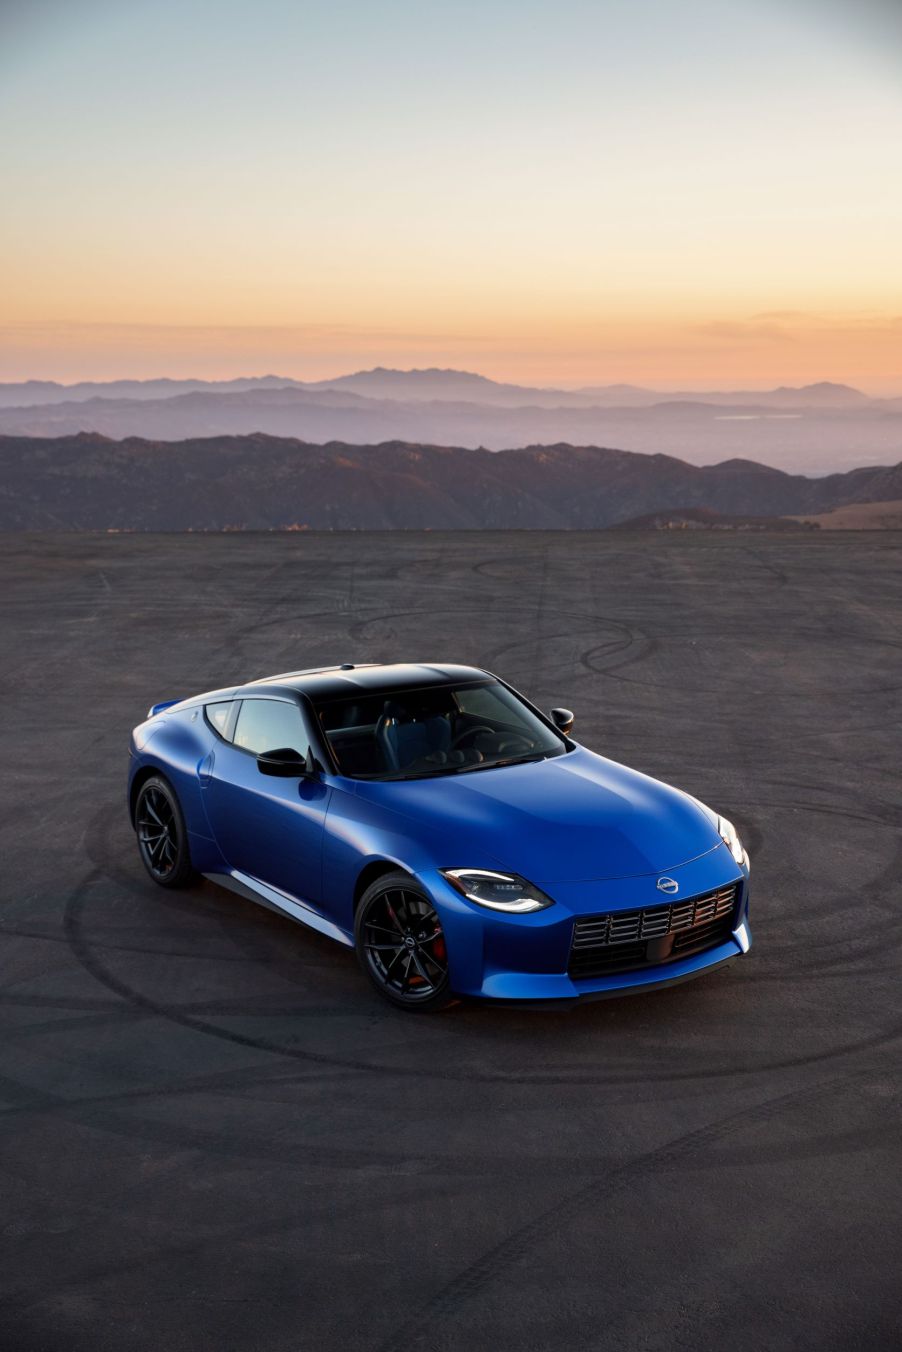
<box><xmin>1</xmin><ymin>529</ymin><xmax>900</xmax><ymax>1351</ymax></box>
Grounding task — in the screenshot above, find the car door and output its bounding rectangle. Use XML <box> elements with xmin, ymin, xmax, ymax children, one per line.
<box><xmin>202</xmin><ymin>695</ymin><xmax>331</xmax><ymax>905</ymax></box>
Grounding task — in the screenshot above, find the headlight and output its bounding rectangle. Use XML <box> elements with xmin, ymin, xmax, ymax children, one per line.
<box><xmin>440</xmin><ymin>869</ymin><xmax>554</xmax><ymax>913</ymax></box>
<box><xmin>717</xmin><ymin>815</ymin><xmax>749</xmax><ymax>870</ymax></box>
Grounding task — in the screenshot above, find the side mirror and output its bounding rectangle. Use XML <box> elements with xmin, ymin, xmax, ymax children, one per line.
<box><xmin>550</xmin><ymin>707</ymin><xmax>574</xmax><ymax>735</ymax></box>
<box><xmin>256</xmin><ymin>746</ymin><xmax>314</xmax><ymax>778</ymax></box>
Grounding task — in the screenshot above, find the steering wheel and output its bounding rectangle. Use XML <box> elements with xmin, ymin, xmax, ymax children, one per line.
<box><xmin>450</xmin><ymin>724</ymin><xmax>495</xmax><ymax>751</ymax></box>
<box><xmin>495</xmin><ymin>734</ymin><xmax>533</xmax><ymax>755</ymax></box>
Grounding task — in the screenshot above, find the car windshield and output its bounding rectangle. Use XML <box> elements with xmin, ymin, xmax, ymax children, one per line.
<box><xmin>315</xmin><ymin>681</ymin><xmax>567</xmax><ymax>780</ymax></box>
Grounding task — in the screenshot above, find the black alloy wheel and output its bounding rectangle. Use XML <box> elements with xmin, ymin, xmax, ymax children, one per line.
<box><xmin>355</xmin><ymin>872</ymin><xmax>452</xmax><ymax>1011</ymax></box>
<box><xmin>135</xmin><ymin>776</ymin><xmax>195</xmax><ymax>888</ymax></box>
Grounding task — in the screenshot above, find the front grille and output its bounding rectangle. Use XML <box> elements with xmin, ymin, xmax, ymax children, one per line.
<box><xmin>569</xmin><ymin>883</ymin><xmax>738</xmax><ymax>980</ymax></box>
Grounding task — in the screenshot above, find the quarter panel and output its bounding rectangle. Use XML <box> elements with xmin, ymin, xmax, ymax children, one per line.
<box><xmin>129</xmin><ymin>709</ymin><xmax>220</xmax><ymax>845</ymax></box>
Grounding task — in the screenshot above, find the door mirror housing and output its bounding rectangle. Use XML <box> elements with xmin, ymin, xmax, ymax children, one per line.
<box><xmin>550</xmin><ymin>707</ymin><xmax>574</xmax><ymax>735</ymax></box>
<box><xmin>256</xmin><ymin>746</ymin><xmax>315</xmax><ymax>778</ymax></box>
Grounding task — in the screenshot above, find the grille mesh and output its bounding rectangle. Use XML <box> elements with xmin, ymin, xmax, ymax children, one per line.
<box><xmin>569</xmin><ymin>883</ymin><xmax>738</xmax><ymax>980</ymax></box>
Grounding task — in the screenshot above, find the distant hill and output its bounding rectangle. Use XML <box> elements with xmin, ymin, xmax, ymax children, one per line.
<box><xmin>572</xmin><ymin>379</ymin><xmax>874</xmax><ymax>409</ymax></box>
<box><xmin>611</xmin><ymin>507</ymin><xmax>814</xmax><ymax>531</ymax></box>
<box><xmin>1</xmin><ymin>368</ymin><xmax>882</xmax><ymax>411</ymax></box>
<box><xmin>766</xmin><ymin>382</ymin><xmax>870</xmax><ymax>407</ymax></box>
<box><xmin>0</xmin><ymin>375</ymin><xmax>300</xmax><ymax>409</ymax></box>
<box><xmin>788</xmin><ymin>499</ymin><xmax>902</xmax><ymax>531</ymax></box>
<box><xmin>2</xmin><ymin>432</ymin><xmax>900</xmax><ymax>531</ymax></box>
<box><xmin>306</xmin><ymin>367</ymin><xmax>584</xmax><ymax>407</ymax></box>
<box><xmin>0</xmin><ymin>379</ymin><xmax>900</xmax><ymax>474</ymax></box>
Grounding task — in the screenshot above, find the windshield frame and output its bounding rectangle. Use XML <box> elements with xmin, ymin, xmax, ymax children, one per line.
<box><xmin>311</xmin><ymin>678</ymin><xmax>571</xmax><ymax>782</ymax></box>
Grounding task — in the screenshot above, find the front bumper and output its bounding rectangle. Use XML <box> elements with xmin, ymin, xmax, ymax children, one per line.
<box><xmin>422</xmin><ymin>844</ymin><xmax>751</xmax><ymax>1003</ymax></box>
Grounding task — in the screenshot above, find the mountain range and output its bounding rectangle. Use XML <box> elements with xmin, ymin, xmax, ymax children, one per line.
<box><xmin>3</xmin><ymin>432</ymin><xmax>901</xmax><ymax>531</ymax></box>
<box><xmin>1</xmin><ymin>368</ymin><xmax>900</xmax><ymax>475</ymax></box>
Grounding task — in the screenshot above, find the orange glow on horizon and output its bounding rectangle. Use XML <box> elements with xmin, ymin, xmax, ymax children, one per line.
<box><xmin>1</xmin><ymin>313</ymin><xmax>900</xmax><ymax>395</ymax></box>
<box><xmin>2</xmin><ymin>0</ymin><xmax>900</xmax><ymax>394</ymax></box>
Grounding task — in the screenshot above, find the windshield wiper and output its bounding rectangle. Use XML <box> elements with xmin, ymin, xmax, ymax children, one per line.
<box><xmin>455</xmin><ymin>753</ymin><xmax>548</xmax><ymax>775</ymax></box>
<box><xmin>356</xmin><ymin>752</ymin><xmax>554</xmax><ymax>782</ymax></box>
<box><xmin>367</xmin><ymin>765</ymin><xmax>467</xmax><ymax>781</ymax></box>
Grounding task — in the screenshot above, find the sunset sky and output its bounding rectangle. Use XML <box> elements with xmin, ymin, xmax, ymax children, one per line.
<box><xmin>1</xmin><ymin>0</ymin><xmax>900</xmax><ymax>390</ymax></box>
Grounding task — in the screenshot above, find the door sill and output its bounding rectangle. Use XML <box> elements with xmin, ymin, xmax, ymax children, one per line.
<box><xmin>204</xmin><ymin>869</ymin><xmax>353</xmax><ymax>947</ymax></box>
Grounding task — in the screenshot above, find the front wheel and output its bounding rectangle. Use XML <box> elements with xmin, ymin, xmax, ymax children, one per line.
<box><xmin>355</xmin><ymin>872</ymin><xmax>453</xmax><ymax>1011</ymax></box>
<box><xmin>135</xmin><ymin>775</ymin><xmax>196</xmax><ymax>888</ymax></box>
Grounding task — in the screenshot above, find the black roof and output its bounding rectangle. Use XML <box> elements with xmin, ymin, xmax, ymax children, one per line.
<box><xmin>242</xmin><ymin>662</ymin><xmax>490</xmax><ymax>702</ymax></box>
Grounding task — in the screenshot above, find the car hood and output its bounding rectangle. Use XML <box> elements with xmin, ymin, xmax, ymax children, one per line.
<box><xmin>351</xmin><ymin>746</ymin><xmax>721</xmax><ymax>882</ymax></box>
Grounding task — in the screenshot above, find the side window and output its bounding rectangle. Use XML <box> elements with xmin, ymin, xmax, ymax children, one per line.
<box><xmin>233</xmin><ymin>699</ymin><xmax>309</xmax><ymax>756</ymax></box>
<box><xmin>205</xmin><ymin>701</ymin><xmax>235</xmax><ymax>739</ymax></box>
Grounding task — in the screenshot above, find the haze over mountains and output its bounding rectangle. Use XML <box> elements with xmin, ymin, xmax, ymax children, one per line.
<box><xmin>2</xmin><ymin>368</ymin><xmax>900</xmax><ymax>475</ymax></box>
<box><xmin>3</xmin><ymin>432</ymin><xmax>901</xmax><ymax>531</ymax></box>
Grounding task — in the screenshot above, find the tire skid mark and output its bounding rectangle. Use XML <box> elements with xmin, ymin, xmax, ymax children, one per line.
<box><xmin>50</xmin><ymin>774</ymin><xmax>902</xmax><ymax>1054</ymax></box>
<box><xmin>0</xmin><ymin>1170</ymin><xmax>462</xmax><ymax>1318</ymax></box>
<box><xmin>578</xmin><ymin>633</ymin><xmax>659</xmax><ymax>678</ymax></box>
<box><xmin>344</xmin><ymin>604</ymin><xmax>616</xmax><ymax>644</ymax></box>
<box><xmin>0</xmin><ymin>1056</ymin><xmax>893</xmax><ymax>1195</ymax></box>
<box><xmin>0</xmin><ymin>1062</ymin><xmax>352</xmax><ymax>1126</ymax></box>
<box><xmin>63</xmin><ymin>867</ymin><xmax>902</xmax><ymax>1088</ymax></box>
<box><xmin>0</xmin><ymin>1007</ymin><xmax>152</xmax><ymax>1046</ymax></box>
<box><xmin>0</xmin><ymin>922</ymin><xmax>258</xmax><ymax>965</ymax></box>
<box><xmin>585</xmin><ymin>648</ymin><xmax>902</xmax><ymax>698</ymax></box>
<box><xmin>0</xmin><ymin>1063</ymin><xmax>628</xmax><ymax>1176</ymax></box>
<box><xmin>73</xmin><ymin>791</ymin><xmax>902</xmax><ymax>1083</ymax></box>
<box><xmin>373</xmin><ymin>1069</ymin><xmax>883</xmax><ymax>1352</ymax></box>
<box><xmin>741</xmin><ymin>546</ymin><xmax>788</xmax><ymax>587</ymax></box>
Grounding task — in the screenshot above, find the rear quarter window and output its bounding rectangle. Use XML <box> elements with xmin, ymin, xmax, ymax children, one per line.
<box><xmin>205</xmin><ymin>701</ymin><xmax>235</xmax><ymax>738</ymax></box>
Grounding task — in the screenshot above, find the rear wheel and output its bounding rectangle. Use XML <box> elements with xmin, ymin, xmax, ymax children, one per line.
<box><xmin>135</xmin><ymin>775</ymin><xmax>196</xmax><ymax>888</ymax></box>
<box><xmin>355</xmin><ymin>872</ymin><xmax>452</xmax><ymax>1011</ymax></box>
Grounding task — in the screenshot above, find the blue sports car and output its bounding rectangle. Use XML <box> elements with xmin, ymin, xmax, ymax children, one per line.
<box><xmin>127</xmin><ymin>662</ymin><xmax>751</xmax><ymax>1010</ymax></box>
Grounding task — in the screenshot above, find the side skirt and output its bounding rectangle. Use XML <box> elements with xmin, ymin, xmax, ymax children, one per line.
<box><xmin>204</xmin><ymin>869</ymin><xmax>354</xmax><ymax>948</ymax></box>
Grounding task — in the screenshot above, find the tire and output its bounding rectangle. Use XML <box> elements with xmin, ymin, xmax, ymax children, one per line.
<box><xmin>135</xmin><ymin>775</ymin><xmax>196</xmax><ymax>889</ymax></box>
<box><xmin>355</xmin><ymin>871</ymin><xmax>453</xmax><ymax>1011</ymax></box>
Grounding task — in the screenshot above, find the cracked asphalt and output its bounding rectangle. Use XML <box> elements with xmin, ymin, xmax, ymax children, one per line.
<box><xmin>1</xmin><ymin>530</ymin><xmax>900</xmax><ymax>1351</ymax></box>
